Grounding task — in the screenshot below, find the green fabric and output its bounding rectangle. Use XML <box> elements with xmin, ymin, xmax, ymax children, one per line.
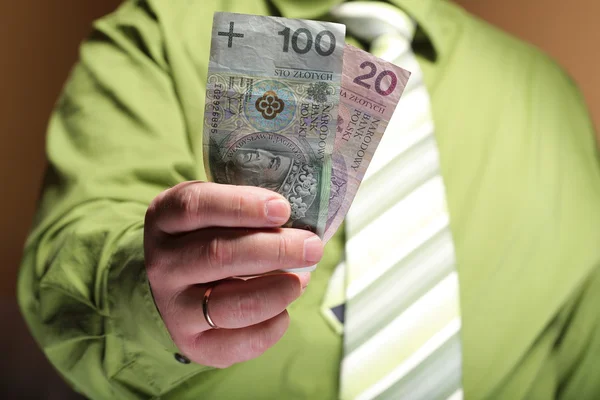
<box><xmin>17</xmin><ymin>0</ymin><xmax>600</xmax><ymax>399</ymax></box>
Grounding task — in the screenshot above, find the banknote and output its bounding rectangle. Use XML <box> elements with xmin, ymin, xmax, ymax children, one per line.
<box><xmin>323</xmin><ymin>44</ymin><xmax>410</xmax><ymax>242</ymax></box>
<box><xmin>204</xmin><ymin>12</ymin><xmax>346</xmax><ymax>238</ymax></box>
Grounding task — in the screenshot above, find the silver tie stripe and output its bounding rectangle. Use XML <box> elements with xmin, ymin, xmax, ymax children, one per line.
<box><xmin>329</xmin><ymin>3</ymin><xmax>464</xmax><ymax>399</ymax></box>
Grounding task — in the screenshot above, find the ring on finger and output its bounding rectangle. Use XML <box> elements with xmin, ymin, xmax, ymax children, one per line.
<box><xmin>202</xmin><ymin>285</ymin><xmax>220</xmax><ymax>329</ymax></box>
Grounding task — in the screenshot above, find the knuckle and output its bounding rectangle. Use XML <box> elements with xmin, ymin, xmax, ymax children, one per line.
<box><xmin>236</xmin><ymin>291</ymin><xmax>265</xmax><ymax>322</ymax></box>
<box><xmin>275</xmin><ymin>235</ymin><xmax>290</xmax><ymax>264</ymax></box>
<box><xmin>144</xmin><ymin>242</ymin><xmax>176</xmax><ymax>288</ymax></box>
<box><xmin>163</xmin><ymin>294</ymin><xmax>178</xmax><ymax>320</ymax></box>
<box><xmin>230</xmin><ymin>194</ymin><xmax>246</xmax><ymax>224</ymax></box>
<box><xmin>145</xmin><ymin>199</ymin><xmax>158</xmax><ymax>223</ymax></box>
<box><xmin>248</xmin><ymin>330</ymin><xmax>271</xmax><ymax>357</ymax></box>
<box><xmin>144</xmin><ymin>256</ymin><xmax>165</xmax><ymax>286</ymax></box>
<box><xmin>144</xmin><ymin>197</ymin><xmax>165</xmax><ymax>231</ymax></box>
<box><xmin>159</xmin><ymin>299</ymin><xmax>185</xmax><ymax>339</ymax></box>
<box><xmin>173</xmin><ymin>183</ymin><xmax>213</xmax><ymax>223</ymax></box>
<box><xmin>146</xmin><ymin>188</ymin><xmax>175</xmax><ymax>221</ymax></box>
<box><xmin>181</xmin><ymin>187</ymin><xmax>203</xmax><ymax>223</ymax></box>
<box><xmin>144</xmin><ymin>261</ymin><xmax>159</xmax><ymax>284</ymax></box>
<box><xmin>207</xmin><ymin>237</ymin><xmax>234</xmax><ymax>270</ymax></box>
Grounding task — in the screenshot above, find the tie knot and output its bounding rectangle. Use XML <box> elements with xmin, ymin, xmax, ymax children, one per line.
<box><xmin>330</xmin><ymin>1</ymin><xmax>416</xmax><ymax>45</ymax></box>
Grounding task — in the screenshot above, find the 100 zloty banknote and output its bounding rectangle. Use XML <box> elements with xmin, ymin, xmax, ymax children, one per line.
<box><xmin>204</xmin><ymin>12</ymin><xmax>346</xmax><ymax>238</ymax></box>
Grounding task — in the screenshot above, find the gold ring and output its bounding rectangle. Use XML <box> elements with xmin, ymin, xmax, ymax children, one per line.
<box><xmin>202</xmin><ymin>285</ymin><xmax>219</xmax><ymax>329</ymax></box>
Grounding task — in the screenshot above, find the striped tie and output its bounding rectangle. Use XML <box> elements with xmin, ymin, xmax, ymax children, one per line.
<box><xmin>329</xmin><ymin>3</ymin><xmax>464</xmax><ymax>399</ymax></box>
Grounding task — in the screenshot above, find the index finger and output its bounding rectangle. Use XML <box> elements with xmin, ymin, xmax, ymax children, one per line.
<box><xmin>147</xmin><ymin>182</ymin><xmax>291</xmax><ymax>234</ymax></box>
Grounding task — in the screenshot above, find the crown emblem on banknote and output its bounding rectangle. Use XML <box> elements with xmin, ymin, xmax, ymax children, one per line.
<box><xmin>307</xmin><ymin>82</ymin><xmax>331</xmax><ymax>104</ymax></box>
<box><xmin>281</xmin><ymin>162</ymin><xmax>318</xmax><ymax>219</ymax></box>
<box><xmin>255</xmin><ymin>90</ymin><xmax>285</xmax><ymax>120</ymax></box>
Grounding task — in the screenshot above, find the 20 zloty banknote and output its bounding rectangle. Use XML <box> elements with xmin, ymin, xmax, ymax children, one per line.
<box><xmin>323</xmin><ymin>45</ymin><xmax>410</xmax><ymax>242</ymax></box>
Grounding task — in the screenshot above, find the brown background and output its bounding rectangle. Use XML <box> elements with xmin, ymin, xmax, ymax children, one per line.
<box><xmin>0</xmin><ymin>0</ymin><xmax>598</xmax><ymax>397</ymax></box>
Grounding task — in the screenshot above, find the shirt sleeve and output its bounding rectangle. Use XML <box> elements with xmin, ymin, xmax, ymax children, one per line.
<box><xmin>531</xmin><ymin>54</ymin><xmax>600</xmax><ymax>399</ymax></box>
<box><xmin>551</xmin><ymin>65</ymin><xmax>600</xmax><ymax>399</ymax></box>
<box><xmin>17</xmin><ymin>2</ymin><xmax>213</xmax><ymax>398</ymax></box>
<box><xmin>543</xmin><ymin>59</ymin><xmax>600</xmax><ymax>400</ymax></box>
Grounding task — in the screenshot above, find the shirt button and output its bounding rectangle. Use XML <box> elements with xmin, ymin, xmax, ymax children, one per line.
<box><xmin>174</xmin><ymin>353</ymin><xmax>190</xmax><ymax>364</ymax></box>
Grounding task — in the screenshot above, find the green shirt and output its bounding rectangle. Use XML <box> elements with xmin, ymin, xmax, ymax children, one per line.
<box><xmin>17</xmin><ymin>0</ymin><xmax>600</xmax><ymax>399</ymax></box>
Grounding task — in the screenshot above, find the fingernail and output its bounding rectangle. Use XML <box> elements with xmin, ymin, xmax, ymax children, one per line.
<box><xmin>266</xmin><ymin>199</ymin><xmax>289</xmax><ymax>224</ymax></box>
<box><xmin>303</xmin><ymin>236</ymin><xmax>323</xmax><ymax>264</ymax></box>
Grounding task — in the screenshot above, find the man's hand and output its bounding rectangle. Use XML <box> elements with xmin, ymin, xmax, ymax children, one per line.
<box><xmin>144</xmin><ymin>182</ymin><xmax>323</xmax><ymax>368</ymax></box>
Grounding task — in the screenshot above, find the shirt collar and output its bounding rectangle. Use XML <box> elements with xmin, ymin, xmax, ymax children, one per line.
<box><xmin>269</xmin><ymin>0</ymin><xmax>444</xmax><ymax>57</ymax></box>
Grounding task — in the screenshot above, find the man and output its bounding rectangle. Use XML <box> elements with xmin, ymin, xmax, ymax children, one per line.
<box><xmin>17</xmin><ymin>0</ymin><xmax>600</xmax><ymax>399</ymax></box>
